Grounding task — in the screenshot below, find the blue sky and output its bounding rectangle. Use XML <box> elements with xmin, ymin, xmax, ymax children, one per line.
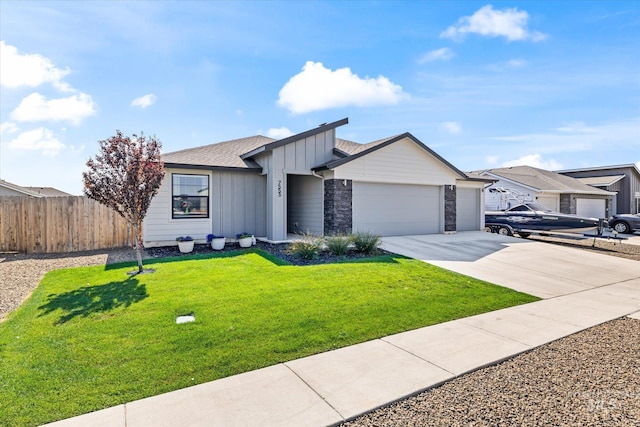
<box><xmin>1</xmin><ymin>1</ymin><xmax>638</xmax><ymax>195</ymax></box>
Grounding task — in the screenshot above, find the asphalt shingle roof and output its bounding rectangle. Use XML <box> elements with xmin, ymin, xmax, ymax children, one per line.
<box><xmin>481</xmin><ymin>166</ymin><xmax>613</xmax><ymax>194</ymax></box>
<box><xmin>162</xmin><ymin>135</ymin><xmax>275</xmax><ymax>169</ymax></box>
<box><xmin>336</xmin><ymin>135</ymin><xmax>401</xmax><ymax>156</ymax></box>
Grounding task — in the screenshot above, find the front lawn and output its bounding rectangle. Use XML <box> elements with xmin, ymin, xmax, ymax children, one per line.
<box><xmin>0</xmin><ymin>250</ymin><xmax>538</xmax><ymax>426</ymax></box>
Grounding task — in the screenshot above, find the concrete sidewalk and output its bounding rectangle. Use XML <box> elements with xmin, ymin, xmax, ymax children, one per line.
<box><xmin>46</xmin><ymin>233</ymin><xmax>640</xmax><ymax>427</ymax></box>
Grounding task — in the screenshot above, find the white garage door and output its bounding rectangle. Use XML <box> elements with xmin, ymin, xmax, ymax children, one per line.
<box><xmin>457</xmin><ymin>188</ymin><xmax>480</xmax><ymax>231</ymax></box>
<box><xmin>576</xmin><ymin>198</ymin><xmax>606</xmax><ymax>218</ymax></box>
<box><xmin>353</xmin><ymin>182</ymin><xmax>441</xmax><ymax>236</ymax></box>
<box><xmin>536</xmin><ymin>195</ymin><xmax>559</xmax><ymax>211</ymax></box>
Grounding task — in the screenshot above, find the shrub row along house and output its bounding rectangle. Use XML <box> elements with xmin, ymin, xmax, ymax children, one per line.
<box><xmin>142</xmin><ymin>118</ymin><xmax>490</xmax><ymax>246</ymax></box>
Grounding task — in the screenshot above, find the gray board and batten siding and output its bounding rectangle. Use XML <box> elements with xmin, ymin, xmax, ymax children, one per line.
<box><xmin>143</xmin><ymin>168</ymin><xmax>266</xmax><ymax>246</ymax></box>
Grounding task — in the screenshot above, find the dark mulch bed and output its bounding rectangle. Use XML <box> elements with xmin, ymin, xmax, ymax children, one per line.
<box><xmin>144</xmin><ymin>241</ymin><xmax>393</xmax><ymax>266</ymax></box>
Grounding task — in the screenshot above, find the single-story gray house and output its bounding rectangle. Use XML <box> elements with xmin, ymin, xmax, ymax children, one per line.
<box><xmin>470</xmin><ymin>166</ymin><xmax>615</xmax><ymax>218</ymax></box>
<box><xmin>0</xmin><ymin>180</ymin><xmax>72</xmax><ymax>197</ymax></box>
<box><xmin>143</xmin><ymin>118</ymin><xmax>489</xmax><ymax>246</ymax></box>
<box><xmin>557</xmin><ymin>164</ymin><xmax>640</xmax><ymax>215</ymax></box>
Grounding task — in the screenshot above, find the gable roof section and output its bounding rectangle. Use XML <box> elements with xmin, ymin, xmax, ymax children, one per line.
<box><xmin>240</xmin><ymin>118</ymin><xmax>348</xmax><ymax>159</ymax></box>
<box><xmin>479</xmin><ymin>166</ymin><xmax>614</xmax><ymax>195</ymax></box>
<box><xmin>313</xmin><ymin>132</ymin><xmax>468</xmax><ymax>179</ymax></box>
<box><xmin>576</xmin><ymin>175</ymin><xmax>625</xmax><ymax>187</ymax></box>
<box><xmin>313</xmin><ymin>133</ymin><xmax>468</xmax><ymax>180</ymax></box>
<box><xmin>162</xmin><ymin>135</ymin><xmax>275</xmax><ymax>170</ymax></box>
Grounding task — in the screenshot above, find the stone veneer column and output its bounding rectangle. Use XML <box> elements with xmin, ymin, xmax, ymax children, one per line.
<box><xmin>444</xmin><ymin>185</ymin><xmax>456</xmax><ymax>233</ymax></box>
<box><xmin>324</xmin><ymin>179</ymin><xmax>352</xmax><ymax>235</ymax></box>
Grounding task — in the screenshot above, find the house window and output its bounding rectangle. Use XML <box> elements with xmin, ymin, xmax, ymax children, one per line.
<box><xmin>172</xmin><ymin>174</ymin><xmax>209</xmax><ymax>219</ymax></box>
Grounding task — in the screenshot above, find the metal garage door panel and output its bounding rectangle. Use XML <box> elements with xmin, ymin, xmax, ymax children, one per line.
<box><xmin>457</xmin><ymin>188</ymin><xmax>480</xmax><ymax>231</ymax></box>
<box><xmin>536</xmin><ymin>196</ymin><xmax>559</xmax><ymax>211</ymax></box>
<box><xmin>353</xmin><ymin>182</ymin><xmax>441</xmax><ymax>236</ymax></box>
<box><xmin>576</xmin><ymin>198</ymin><xmax>606</xmax><ymax>218</ymax></box>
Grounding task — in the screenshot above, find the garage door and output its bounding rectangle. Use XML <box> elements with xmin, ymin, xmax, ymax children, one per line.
<box><xmin>536</xmin><ymin>195</ymin><xmax>559</xmax><ymax>211</ymax></box>
<box><xmin>353</xmin><ymin>182</ymin><xmax>441</xmax><ymax>236</ymax></box>
<box><xmin>576</xmin><ymin>198</ymin><xmax>606</xmax><ymax>218</ymax></box>
<box><xmin>457</xmin><ymin>188</ymin><xmax>480</xmax><ymax>231</ymax></box>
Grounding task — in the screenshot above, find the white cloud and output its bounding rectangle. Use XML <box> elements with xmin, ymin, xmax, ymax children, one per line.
<box><xmin>487</xmin><ymin>118</ymin><xmax>639</xmax><ymax>170</ymax></box>
<box><xmin>0</xmin><ymin>122</ymin><xmax>19</xmax><ymax>134</ymax></box>
<box><xmin>485</xmin><ymin>155</ymin><xmax>499</xmax><ymax>166</ymax></box>
<box><xmin>0</xmin><ymin>41</ymin><xmax>72</xmax><ymax>91</ymax></box>
<box><xmin>418</xmin><ymin>48</ymin><xmax>455</xmax><ymax>63</ymax></box>
<box><xmin>7</xmin><ymin>128</ymin><xmax>65</xmax><ymax>156</ymax></box>
<box><xmin>277</xmin><ymin>61</ymin><xmax>407</xmax><ymax>114</ymax></box>
<box><xmin>266</xmin><ymin>127</ymin><xmax>294</xmax><ymax>139</ymax></box>
<box><xmin>502</xmin><ymin>154</ymin><xmax>563</xmax><ymax>170</ymax></box>
<box><xmin>555</xmin><ymin>121</ymin><xmax>597</xmax><ymax>133</ymax></box>
<box><xmin>441</xmin><ymin>121</ymin><xmax>462</xmax><ymax>134</ymax></box>
<box><xmin>507</xmin><ymin>59</ymin><xmax>527</xmax><ymax>68</ymax></box>
<box><xmin>10</xmin><ymin>92</ymin><xmax>96</xmax><ymax>125</ymax></box>
<box><xmin>485</xmin><ymin>58</ymin><xmax>528</xmax><ymax>72</ymax></box>
<box><xmin>441</xmin><ymin>5</ymin><xmax>547</xmax><ymax>42</ymax></box>
<box><xmin>131</xmin><ymin>93</ymin><xmax>157</xmax><ymax>108</ymax></box>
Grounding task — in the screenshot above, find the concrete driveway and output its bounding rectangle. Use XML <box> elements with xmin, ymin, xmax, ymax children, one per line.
<box><xmin>381</xmin><ymin>231</ymin><xmax>640</xmax><ymax>299</ymax></box>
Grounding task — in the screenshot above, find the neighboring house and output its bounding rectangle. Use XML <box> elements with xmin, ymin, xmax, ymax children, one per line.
<box><xmin>557</xmin><ymin>164</ymin><xmax>640</xmax><ymax>215</ymax></box>
<box><xmin>470</xmin><ymin>166</ymin><xmax>615</xmax><ymax>218</ymax></box>
<box><xmin>143</xmin><ymin>118</ymin><xmax>489</xmax><ymax>246</ymax></box>
<box><xmin>0</xmin><ymin>180</ymin><xmax>72</xmax><ymax>197</ymax></box>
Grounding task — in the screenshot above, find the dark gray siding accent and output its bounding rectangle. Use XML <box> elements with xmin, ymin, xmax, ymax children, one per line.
<box><xmin>324</xmin><ymin>179</ymin><xmax>352</xmax><ymax>235</ymax></box>
<box><xmin>559</xmin><ymin>193</ymin><xmax>573</xmax><ymax>214</ymax></box>
<box><xmin>561</xmin><ymin>166</ymin><xmax>640</xmax><ymax>214</ymax></box>
<box><xmin>444</xmin><ymin>185</ymin><xmax>456</xmax><ymax>232</ymax></box>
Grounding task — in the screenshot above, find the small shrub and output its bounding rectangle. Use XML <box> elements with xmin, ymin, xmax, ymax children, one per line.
<box><xmin>325</xmin><ymin>234</ymin><xmax>352</xmax><ymax>256</ymax></box>
<box><xmin>176</xmin><ymin>236</ymin><xmax>193</xmax><ymax>242</ymax></box>
<box><xmin>352</xmin><ymin>231</ymin><xmax>381</xmax><ymax>254</ymax></box>
<box><xmin>289</xmin><ymin>233</ymin><xmax>324</xmax><ymax>260</ymax></box>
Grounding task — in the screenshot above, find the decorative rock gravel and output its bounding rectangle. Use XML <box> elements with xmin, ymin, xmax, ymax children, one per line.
<box><xmin>528</xmin><ymin>234</ymin><xmax>640</xmax><ymax>262</ymax></box>
<box><xmin>344</xmin><ymin>317</ymin><xmax>640</xmax><ymax>427</ymax></box>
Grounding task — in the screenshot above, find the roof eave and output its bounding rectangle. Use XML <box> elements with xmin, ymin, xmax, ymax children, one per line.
<box><xmin>164</xmin><ymin>163</ymin><xmax>263</xmax><ymax>173</ymax></box>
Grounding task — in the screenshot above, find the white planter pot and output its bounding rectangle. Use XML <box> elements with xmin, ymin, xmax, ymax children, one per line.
<box><xmin>210</xmin><ymin>237</ymin><xmax>226</xmax><ymax>250</ymax></box>
<box><xmin>178</xmin><ymin>240</ymin><xmax>194</xmax><ymax>253</ymax></box>
<box><xmin>238</xmin><ymin>237</ymin><xmax>252</xmax><ymax>248</ymax></box>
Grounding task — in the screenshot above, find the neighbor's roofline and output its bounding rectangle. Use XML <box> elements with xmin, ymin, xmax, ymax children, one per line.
<box><xmin>0</xmin><ymin>180</ymin><xmax>44</xmax><ymax>197</ymax></box>
<box><xmin>557</xmin><ymin>163</ymin><xmax>640</xmax><ymax>175</ymax></box>
<box><xmin>240</xmin><ymin>118</ymin><xmax>349</xmax><ymax>159</ymax></box>
<box><xmin>312</xmin><ymin>132</ymin><xmax>468</xmax><ymax>180</ymax></box>
<box><xmin>480</xmin><ymin>171</ymin><xmax>542</xmax><ymax>192</ymax></box>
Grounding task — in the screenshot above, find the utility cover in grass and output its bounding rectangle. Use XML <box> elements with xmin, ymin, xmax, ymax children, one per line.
<box><xmin>176</xmin><ymin>314</ymin><xmax>195</xmax><ymax>324</ymax></box>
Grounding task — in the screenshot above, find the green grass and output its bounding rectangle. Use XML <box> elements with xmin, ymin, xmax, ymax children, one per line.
<box><xmin>0</xmin><ymin>250</ymin><xmax>539</xmax><ymax>426</ymax></box>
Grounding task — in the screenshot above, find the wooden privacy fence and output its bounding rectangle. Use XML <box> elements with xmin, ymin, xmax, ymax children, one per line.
<box><xmin>0</xmin><ymin>196</ymin><xmax>132</xmax><ymax>254</ymax></box>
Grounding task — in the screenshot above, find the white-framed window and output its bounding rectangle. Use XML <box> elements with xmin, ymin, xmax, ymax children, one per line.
<box><xmin>172</xmin><ymin>174</ymin><xmax>209</xmax><ymax>219</ymax></box>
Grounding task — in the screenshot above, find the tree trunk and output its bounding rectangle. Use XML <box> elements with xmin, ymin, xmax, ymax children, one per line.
<box><xmin>133</xmin><ymin>221</ymin><xmax>144</xmax><ymax>273</ymax></box>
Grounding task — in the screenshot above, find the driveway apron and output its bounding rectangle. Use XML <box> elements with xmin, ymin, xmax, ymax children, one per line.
<box><xmin>381</xmin><ymin>231</ymin><xmax>640</xmax><ymax>298</ymax></box>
